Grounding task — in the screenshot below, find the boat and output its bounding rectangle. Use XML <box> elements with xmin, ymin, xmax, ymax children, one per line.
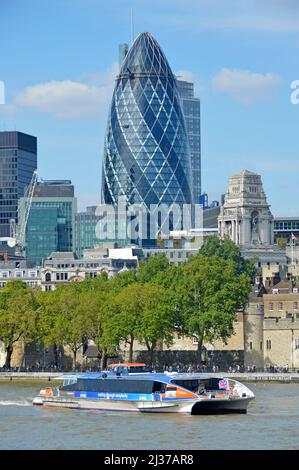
<box><xmin>33</xmin><ymin>363</ymin><xmax>255</xmax><ymax>414</ymax></box>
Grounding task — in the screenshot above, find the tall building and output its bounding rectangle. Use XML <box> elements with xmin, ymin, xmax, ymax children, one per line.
<box><xmin>176</xmin><ymin>80</ymin><xmax>201</xmax><ymax>204</ymax></box>
<box><xmin>0</xmin><ymin>131</ymin><xmax>37</xmax><ymax>237</ymax></box>
<box><xmin>21</xmin><ymin>180</ymin><xmax>77</xmax><ymax>266</ymax></box>
<box><xmin>119</xmin><ymin>43</ymin><xmax>129</xmax><ymax>68</ymax></box>
<box><xmin>101</xmin><ymin>32</ymin><xmax>193</xmax><ymax>213</ymax></box>
<box><xmin>75</xmin><ymin>206</ymin><xmax>100</xmax><ymax>258</ymax></box>
<box><xmin>218</xmin><ymin>170</ymin><xmax>274</xmax><ymax>247</ymax></box>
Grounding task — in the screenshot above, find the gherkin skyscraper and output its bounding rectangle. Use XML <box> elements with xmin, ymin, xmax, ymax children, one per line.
<box><xmin>101</xmin><ymin>32</ymin><xmax>193</xmax><ymax>210</ymax></box>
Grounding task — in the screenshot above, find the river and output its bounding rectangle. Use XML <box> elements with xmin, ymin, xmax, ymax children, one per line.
<box><xmin>0</xmin><ymin>380</ymin><xmax>298</xmax><ymax>450</ymax></box>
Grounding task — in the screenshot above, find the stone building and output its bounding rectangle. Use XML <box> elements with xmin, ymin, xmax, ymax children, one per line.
<box><xmin>218</xmin><ymin>170</ymin><xmax>286</xmax><ymax>267</ymax></box>
<box><xmin>218</xmin><ymin>170</ymin><xmax>274</xmax><ymax>246</ymax></box>
<box><xmin>244</xmin><ymin>279</ymin><xmax>299</xmax><ymax>370</ymax></box>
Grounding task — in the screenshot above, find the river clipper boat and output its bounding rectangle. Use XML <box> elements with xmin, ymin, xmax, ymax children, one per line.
<box><xmin>33</xmin><ymin>364</ymin><xmax>254</xmax><ymax>414</ymax></box>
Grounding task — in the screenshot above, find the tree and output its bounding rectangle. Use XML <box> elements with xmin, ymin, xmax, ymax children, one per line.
<box><xmin>137</xmin><ymin>254</ymin><xmax>170</xmax><ymax>284</ymax></box>
<box><xmin>136</xmin><ymin>283</ymin><xmax>174</xmax><ymax>364</ymax></box>
<box><xmin>199</xmin><ymin>236</ymin><xmax>256</xmax><ymax>280</ymax></box>
<box><xmin>113</xmin><ymin>282</ymin><xmax>175</xmax><ymax>363</ymax></box>
<box><xmin>174</xmin><ymin>254</ymin><xmax>252</xmax><ymax>363</ymax></box>
<box><xmin>87</xmin><ymin>288</ymin><xmax>119</xmax><ymax>369</ymax></box>
<box><xmin>112</xmin><ymin>283</ymin><xmax>144</xmax><ymax>362</ymax></box>
<box><xmin>52</xmin><ymin>284</ymin><xmax>92</xmax><ymax>370</ymax></box>
<box><xmin>0</xmin><ymin>281</ymin><xmax>38</xmax><ymax>368</ymax></box>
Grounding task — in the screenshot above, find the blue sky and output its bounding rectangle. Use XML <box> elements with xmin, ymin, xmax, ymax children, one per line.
<box><xmin>0</xmin><ymin>0</ymin><xmax>299</xmax><ymax>215</ymax></box>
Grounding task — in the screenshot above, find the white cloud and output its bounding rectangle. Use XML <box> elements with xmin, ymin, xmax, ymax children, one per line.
<box><xmin>13</xmin><ymin>64</ymin><xmax>118</xmax><ymax>119</ymax></box>
<box><xmin>212</xmin><ymin>68</ymin><xmax>282</xmax><ymax>105</ymax></box>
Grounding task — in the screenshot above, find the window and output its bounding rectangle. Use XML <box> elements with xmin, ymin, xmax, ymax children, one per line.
<box><xmin>295</xmin><ymin>339</ymin><xmax>299</xmax><ymax>350</ymax></box>
<box><xmin>269</xmin><ymin>303</ymin><xmax>274</xmax><ymax>311</ymax></box>
<box><xmin>260</xmin><ymin>342</ymin><xmax>263</xmax><ymax>351</ymax></box>
<box><xmin>249</xmin><ymin>342</ymin><xmax>253</xmax><ymax>350</ymax></box>
<box><xmin>294</xmin><ymin>302</ymin><xmax>298</xmax><ymax>310</ymax></box>
<box><xmin>278</xmin><ymin>302</ymin><xmax>283</xmax><ymax>311</ymax></box>
<box><xmin>0</xmin><ymin>271</ymin><xmax>9</xmax><ymax>278</ymax></box>
<box><xmin>15</xmin><ymin>271</ymin><xmax>23</xmax><ymax>278</ymax></box>
<box><xmin>266</xmin><ymin>340</ymin><xmax>272</xmax><ymax>350</ymax></box>
<box><xmin>45</xmin><ymin>273</ymin><xmax>51</xmax><ymax>282</ymax></box>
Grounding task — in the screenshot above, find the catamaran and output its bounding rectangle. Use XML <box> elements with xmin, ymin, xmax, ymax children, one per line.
<box><xmin>33</xmin><ymin>363</ymin><xmax>254</xmax><ymax>414</ymax></box>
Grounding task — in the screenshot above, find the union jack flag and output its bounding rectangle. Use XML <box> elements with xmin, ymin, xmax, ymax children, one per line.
<box><xmin>218</xmin><ymin>379</ymin><xmax>229</xmax><ymax>390</ymax></box>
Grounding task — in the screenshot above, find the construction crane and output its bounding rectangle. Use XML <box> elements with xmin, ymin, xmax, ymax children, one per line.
<box><xmin>0</xmin><ymin>170</ymin><xmax>38</xmax><ymax>257</ymax></box>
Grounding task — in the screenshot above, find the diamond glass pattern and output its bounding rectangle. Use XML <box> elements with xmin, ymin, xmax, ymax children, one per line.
<box><xmin>101</xmin><ymin>32</ymin><xmax>193</xmax><ymax>209</ymax></box>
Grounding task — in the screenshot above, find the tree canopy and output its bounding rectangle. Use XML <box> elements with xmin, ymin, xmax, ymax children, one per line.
<box><xmin>0</xmin><ymin>237</ymin><xmax>254</xmax><ymax>369</ymax></box>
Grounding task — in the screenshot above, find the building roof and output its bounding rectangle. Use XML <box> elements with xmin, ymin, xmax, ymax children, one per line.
<box><xmin>231</xmin><ymin>169</ymin><xmax>259</xmax><ymax>178</ymax></box>
<box><xmin>47</xmin><ymin>252</ymin><xmax>75</xmax><ymax>260</ymax></box>
<box><xmin>271</xmin><ymin>280</ymin><xmax>293</xmax><ymax>291</ymax></box>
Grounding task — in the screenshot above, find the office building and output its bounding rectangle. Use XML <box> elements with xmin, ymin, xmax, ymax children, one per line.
<box><xmin>119</xmin><ymin>43</ymin><xmax>129</xmax><ymax>67</ymax></box>
<box><xmin>177</xmin><ymin>80</ymin><xmax>201</xmax><ymax>204</ymax></box>
<box><xmin>101</xmin><ymin>32</ymin><xmax>193</xmax><ymax>212</ymax></box>
<box><xmin>0</xmin><ymin>131</ymin><xmax>37</xmax><ymax>237</ymax></box>
<box><xmin>21</xmin><ymin>180</ymin><xmax>77</xmax><ymax>266</ymax></box>
<box><xmin>274</xmin><ymin>217</ymin><xmax>299</xmax><ymax>245</ymax></box>
<box><xmin>75</xmin><ymin>206</ymin><xmax>101</xmax><ymax>258</ymax></box>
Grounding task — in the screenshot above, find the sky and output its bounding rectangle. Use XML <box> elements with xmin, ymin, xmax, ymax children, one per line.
<box><xmin>0</xmin><ymin>0</ymin><xmax>299</xmax><ymax>215</ymax></box>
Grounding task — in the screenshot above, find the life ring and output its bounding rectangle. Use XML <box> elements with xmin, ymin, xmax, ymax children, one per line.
<box><xmin>45</xmin><ymin>388</ymin><xmax>53</xmax><ymax>397</ymax></box>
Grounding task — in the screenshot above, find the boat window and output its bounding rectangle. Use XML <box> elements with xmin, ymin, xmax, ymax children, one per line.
<box><xmin>172</xmin><ymin>378</ymin><xmax>225</xmax><ymax>392</ymax></box>
<box><xmin>171</xmin><ymin>379</ymin><xmax>201</xmax><ymax>392</ymax></box>
<box><xmin>61</xmin><ymin>378</ymin><xmax>156</xmax><ymax>394</ymax></box>
<box><xmin>63</xmin><ymin>378</ymin><xmax>77</xmax><ymax>386</ymax></box>
<box><xmin>152</xmin><ymin>381</ymin><xmax>167</xmax><ymax>393</ymax></box>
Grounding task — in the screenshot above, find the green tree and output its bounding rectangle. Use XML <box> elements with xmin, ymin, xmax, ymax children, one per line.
<box><xmin>136</xmin><ymin>283</ymin><xmax>174</xmax><ymax>364</ymax></box>
<box><xmin>137</xmin><ymin>254</ymin><xmax>170</xmax><ymax>284</ymax></box>
<box><xmin>199</xmin><ymin>236</ymin><xmax>256</xmax><ymax>280</ymax></box>
<box><xmin>174</xmin><ymin>254</ymin><xmax>252</xmax><ymax>362</ymax></box>
<box><xmin>113</xmin><ymin>282</ymin><xmax>175</xmax><ymax>363</ymax></box>
<box><xmin>53</xmin><ymin>284</ymin><xmax>92</xmax><ymax>370</ymax></box>
<box><xmin>0</xmin><ymin>281</ymin><xmax>38</xmax><ymax>368</ymax></box>
<box><xmin>87</xmin><ymin>288</ymin><xmax>119</xmax><ymax>369</ymax></box>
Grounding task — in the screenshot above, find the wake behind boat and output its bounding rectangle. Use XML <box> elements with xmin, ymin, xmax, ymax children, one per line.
<box><xmin>33</xmin><ymin>363</ymin><xmax>254</xmax><ymax>414</ymax></box>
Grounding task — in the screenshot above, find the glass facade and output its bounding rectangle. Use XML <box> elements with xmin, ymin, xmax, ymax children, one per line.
<box><xmin>75</xmin><ymin>206</ymin><xmax>101</xmax><ymax>258</ymax></box>
<box><xmin>102</xmin><ymin>32</ymin><xmax>193</xmax><ymax>210</ymax></box>
<box><xmin>176</xmin><ymin>80</ymin><xmax>201</xmax><ymax>204</ymax></box>
<box><xmin>25</xmin><ymin>206</ymin><xmax>58</xmax><ymax>267</ymax></box>
<box><xmin>273</xmin><ymin>217</ymin><xmax>299</xmax><ymax>244</ymax></box>
<box><xmin>0</xmin><ymin>131</ymin><xmax>37</xmax><ymax>237</ymax></box>
<box><xmin>21</xmin><ymin>181</ymin><xmax>77</xmax><ymax>266</ymax></box>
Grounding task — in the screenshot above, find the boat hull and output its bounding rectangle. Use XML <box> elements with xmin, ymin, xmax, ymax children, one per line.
<box><xmin>33</xmin><ymin>395</ymin><xmax>253</xmax><ymax>414</ymax></box>
<box><xmin>191</xmin><ymin>397</ymin><xmax>254</xmax><ymax>415</ymax></box>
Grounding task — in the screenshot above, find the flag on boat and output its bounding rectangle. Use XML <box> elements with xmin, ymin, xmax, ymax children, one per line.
<box><xmin>218</xmin><ymin>379</ymin><xmax>229</xmax><ymax>390</ymax></box>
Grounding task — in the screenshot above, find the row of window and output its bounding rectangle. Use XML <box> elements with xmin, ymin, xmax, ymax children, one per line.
<box><xmin>0</xmin><ymin>280</ymin><xmax>39</xmax><ymax>289</ymax></box>
<box><xmin>0</xmin><ymin>270</ymin><xmax>38</xmax><ymax>278</ymax></box>
<box><xmin>274</xmin><ymin>222</ymin><xmax>299</xmax><ymax>230</ymax></box>
<box><xmin>249</xmin><ymin>339</ymin><xmax>299</xmax><ymax>350</ymax></box>
<box><xmin>268</xmin><ymin>302</ymin><xmax>299</xmax><ymax>311</ymax></box>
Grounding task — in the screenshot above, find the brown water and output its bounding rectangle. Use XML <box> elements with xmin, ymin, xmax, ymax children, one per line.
<box><xmin>0</xmin><ymin>380</ymin><xmax>298</xmax><ymax>450</ymax></box>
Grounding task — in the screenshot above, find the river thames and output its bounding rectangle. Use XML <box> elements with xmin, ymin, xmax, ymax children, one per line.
<box><xmin>0</xmin><ymin>380</ymin><xmax>298</xmax><ymax>450</ymax></box>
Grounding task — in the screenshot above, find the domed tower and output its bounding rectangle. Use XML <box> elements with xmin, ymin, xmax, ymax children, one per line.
<box><xmin>101</xmin><ymin>32</ymin><xmax>193</xmax><ymax>210</ymax></box>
